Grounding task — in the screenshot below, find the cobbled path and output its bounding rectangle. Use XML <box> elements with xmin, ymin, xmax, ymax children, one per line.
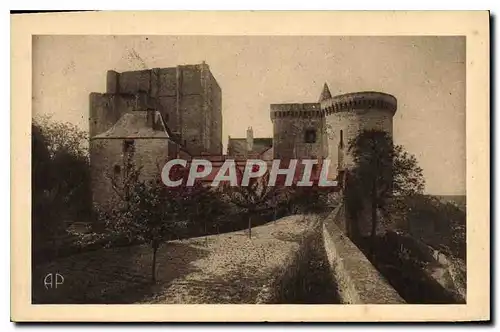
<box><xmin>32</xmin><ymin>215</ymin><xmax>314</xmax><ymax>304</ymax></box>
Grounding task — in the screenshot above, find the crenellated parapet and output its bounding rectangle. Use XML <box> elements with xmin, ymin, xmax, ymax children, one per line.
<box><xmin>270</xmin><ymin>103</ymin><xmax>323</xmax><ymax>120</ymax></box>
<box><xmin>270</xmin><ymin>91</ymin><xmax>397</xmax><ymax>121</ymax></box>
<box><xmin>321</xmin><ymin>91</ymin><xmax>397</xmax><ymax>116</ymax></box>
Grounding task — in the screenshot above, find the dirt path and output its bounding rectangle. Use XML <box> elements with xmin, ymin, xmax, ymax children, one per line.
<box><xmin>33</xmin><ymin>215</ymin><xmax>317</xmax><ymax>304</ymax></box>
<box><xmin>147</xmin><ymin>215</ymin><xmax>317</xmax><ymax>304</ymax></box>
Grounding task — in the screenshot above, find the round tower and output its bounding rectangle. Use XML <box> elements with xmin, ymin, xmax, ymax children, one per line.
<box><xmin>321</xmin><ymin>91</ymin><xmax>397</xmax><ymax>176</ymax></box>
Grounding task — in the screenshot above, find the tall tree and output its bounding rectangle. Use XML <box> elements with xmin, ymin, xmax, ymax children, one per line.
<box><xmin>32</xmin><ymin>116</ymin><xmax>90</xmax><ymax>217</ymax></box>
<box><xmin>32</xmin><ymin>116</ymin><xmax>91</xmax><ymax>261</ymax></box>
<box><xmin>346</xmin><ymin>129</ymin><xmax>425</xmax><ymax>255</ymax></box>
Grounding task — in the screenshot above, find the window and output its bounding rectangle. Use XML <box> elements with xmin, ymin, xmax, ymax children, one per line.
<box><xmin>123</xmin><ymin>139</ymin><xmax>135</xmax><ymax>154</ymax></box>
<box><xmin>304</xmin><ymin>129</ymin><xmax>317</xmax><ymax>143</ymax></box>
<box><xmin>113</xmin><ymin>164</ymin><xmax>121</xmax><ymax>174</ymax></box>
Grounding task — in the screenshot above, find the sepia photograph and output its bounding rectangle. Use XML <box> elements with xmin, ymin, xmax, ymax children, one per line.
<box><xmin>11</xmin><ymin>11</ymin><xmax>489</xmax><ymax>322</ymax></box>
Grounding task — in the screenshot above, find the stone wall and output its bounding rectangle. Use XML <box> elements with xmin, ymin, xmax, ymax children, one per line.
<box><xmin>90</xmin><ymin>138</ymin><xmax>170</xmax><ymax>211</ymax></box>
<box><xmin>325</xmin><ymin>108</ymin><xmax>394</xmax><ymax>176</ymax></box>
<box><xmin>89</xmin><ymin>93</ymin><xmax>135</xmax><ymax>137</ymax></box>
<box><xmin>255</xmin><ymin>215</ymin><xmax>331</xmax><ymax>304</ymax></box>
<box><xmin>255</xmin><ymin>209</ymin><xmax>405</xmax><ymax>304</ymax></box>
<box><xmin>91</xmin><ymin>64</ymin><xmax>222</xmax><ymax>155</ymax></box>
<box><xmin>269</xmin><ymin>92</ymin><xmax>396</xmax><ymax>181</ymax></box>
<box><xmin>89</xmin><ymin>91</ymin><xmax>159</xmax><ymax>137</ymax></box>
<box><xmin>322</xmin><ymin>205</ymin><xmax>405</xmax><ymax>304</ymax></box>
<box><xmin>118</xmin><ymin>69</ymin><xmax>152</xmax><ymax>94</ymax></box>
<box><xmin>206</xmin><ymin>69</ymin><xmax>223</xmax><ymax>155</ymax></box>
<box><xmin>271</xmin><ymin>103</ymin><xmax>326</xmax><ymax>160</ymax></box>
<box><xmin>180</xmin><ymin>94</ymin><xmax>205</xmax><ymax>155</ymax></box>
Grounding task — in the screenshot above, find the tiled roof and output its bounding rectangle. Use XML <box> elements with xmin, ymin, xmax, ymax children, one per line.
<box><xmin>227</xmin><ymin>137</ymin><xmax>273</xmax><ymax>156</ymax></box>
<box><xmin>93</xmin><ymin>111</ymin><xmax>169</xmax><ymax>139</ymax></box>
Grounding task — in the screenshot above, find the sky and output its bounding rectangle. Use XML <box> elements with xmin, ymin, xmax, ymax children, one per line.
<box><xmin>32</xmin><ymin>35</ymin><xmax>466</xmax><ymax>195</ymax></box>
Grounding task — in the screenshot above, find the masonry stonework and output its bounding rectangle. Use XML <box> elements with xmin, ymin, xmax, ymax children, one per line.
<box><xmin>92</xmin><ymin>63</ymin><xmax>222</xmax><ymax>155</ymax></box>
<box><xmin>270</xmin><ymin>103</ymin><xmax>326</xmax><ymax>160</ymax></box>
<box><xmin>90</xmin><ymin>64</ymin><xmax>398</xmax><ymax>221</ymax></box>
<box><xmin>90</xmin><ymin>138</ymin><xmax>171</xmax><ymax>211</ymax></box>
<box><xmin>270</xmin><ymin>88</ymin><xmax>397</xmax><ymax>181</ymax></box>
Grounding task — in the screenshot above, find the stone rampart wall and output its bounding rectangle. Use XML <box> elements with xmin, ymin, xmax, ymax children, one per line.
<box><xmin>322</xmin><ymin>206</ymin><xmax>405</xmax><ymax>304</ymax></box>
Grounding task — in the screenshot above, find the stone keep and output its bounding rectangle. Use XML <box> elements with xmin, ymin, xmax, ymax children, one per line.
<box><xmin>89</xmin><ymin>63</ymin><xmax>223</xmax><ymax>211</ymax></box>
<box><xmin>90</xmin><ymin>62</ymin><xmax>223</xmax><ymax>156</ymax></box>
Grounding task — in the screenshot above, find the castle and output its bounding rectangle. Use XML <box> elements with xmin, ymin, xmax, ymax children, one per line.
<box><xmin>89</xmin><ymin>62</ymin><xmax>397</xmax><ymax>210</ymax></box>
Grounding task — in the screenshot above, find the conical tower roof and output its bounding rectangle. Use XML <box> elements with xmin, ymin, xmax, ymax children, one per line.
<box><xmin>319</xmin><ymin>83</ymin><xmax>332</xmax><ymax>102</ymax></box>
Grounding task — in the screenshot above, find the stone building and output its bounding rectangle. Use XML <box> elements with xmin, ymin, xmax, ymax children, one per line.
<box><xmin>227</xmin><ymin>127</ymin><xmax>273</xmax><ymax>160</ymax></box>
<box><xmin>320</xmin><ymin>88</ymin><xmax>397</xmax><ymax>173</ymax></box>
<box><xmin>268</xmin><ymin>83</ymin><xmax>398</xmax><ymax>238</ymax></box>
<box><xmin>270</xmin><ymin>102</ymin><xmax>327</xmax><ymax>161</ymax></box>
<box><xmin>90</xmin><ymin>109</ymin><xmax>175</xmax><ymax>210</ymax></box>
<box><xmin>227</xmin><ymin>83</ymin><xmax>397</xmax><ymax>181</ymax></box>
<box><xmin>268</xmin><ymin>83</ymin><xmax>397</xmax><ymax>179</ymax></box>
<box><xmin>90</xmin><ymin>62</ymin><xmax>222</xmax><ymax>156</ymax></box>
<box><xmin>89</xmin><ymin>62</ymin><xmax>222</xmax><ymax>210</ymax></box>
<box><xmin>89</xmin><ymin>62</ymin><xmax>397</xmax><ymax>212</ymax></box>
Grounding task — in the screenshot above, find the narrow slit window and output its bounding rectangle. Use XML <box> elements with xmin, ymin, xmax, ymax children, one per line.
<box><xmin>304</xmin><ymin>129</ymin><xmax>317</xmax><ymax>143</ymax></box>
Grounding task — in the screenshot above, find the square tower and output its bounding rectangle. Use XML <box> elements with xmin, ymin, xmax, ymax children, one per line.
<box><xmin>270</xmin><ymin>103</ymin><xmax>327</xmax><ymax>160</ymax></box>
<box><xmin>90</xmin><ymin>62</ymin><xmax>222</xmax><ymax>156</ymax></box>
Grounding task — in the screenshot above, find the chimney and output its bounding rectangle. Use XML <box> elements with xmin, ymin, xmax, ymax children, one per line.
<box><xmin>246</xmin><ymin>127</ymin><xmax>254</xmax><ymax>152</ymax></box>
